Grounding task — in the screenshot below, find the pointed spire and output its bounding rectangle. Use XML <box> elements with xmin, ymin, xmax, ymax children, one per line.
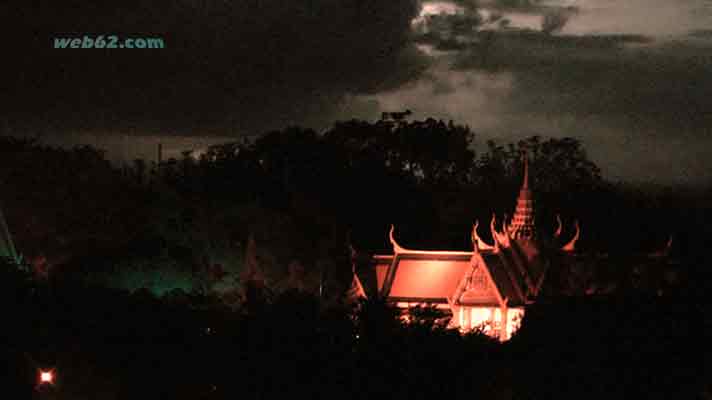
<box><xmin>508</xmin><ymin>150</ymin><xmax>536</xmax><ymax>240</ymax></box>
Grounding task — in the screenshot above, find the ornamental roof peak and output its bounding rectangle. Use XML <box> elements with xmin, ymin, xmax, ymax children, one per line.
<box><xmin>508</xmin><ymin>151</ymin><xmax>535</xmax><ymax>240</ymax></box>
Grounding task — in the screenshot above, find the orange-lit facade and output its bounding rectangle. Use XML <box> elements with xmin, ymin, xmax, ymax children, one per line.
<box><xmin>358</xmin><ymin>156</ymin><xmax>580</xmax><ymax>341</ymax></box>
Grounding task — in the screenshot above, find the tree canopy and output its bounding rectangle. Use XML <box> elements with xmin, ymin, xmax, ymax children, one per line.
<box><xmin>0</xmin><ymin>117</ymin><xmax>693</xmax><ymax>296</ymax></box>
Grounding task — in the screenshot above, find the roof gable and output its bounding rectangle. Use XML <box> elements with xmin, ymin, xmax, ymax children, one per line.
<box><xmin>453</xmin><ymin>262</ymin><xmax>501</xmax><ymax>306</ymax></box>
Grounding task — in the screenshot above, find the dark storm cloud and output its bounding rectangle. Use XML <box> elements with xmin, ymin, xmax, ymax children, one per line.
<box><xmin>448</xmin><ymin>31</ymin><xmax>712</xmax><ymax>135</ymax></box>
<box><xmin>2</xmin><ymin>0</ymin><xmax>427</xmax><ymax>135</ymax></box>
<box><xmin>400</xmin><ymin>4</ymin><xmax>712</xmax><ymax>183</ymax></box>
<box><xmin>451</xmin><ymin>0</ymin><xmax>544</xmax><ymax>13</ymax></box>
<box><xmin>689</xmin><ymin>29</ymin><xmax>712</xmax><ymax>39</ymax></box>
<box><xmin>413</xmin><ymin>8</ymin><xmax>711</xmax><ymax>138</ymax></box>
<box><xmin>451</xmin><ymin>0</ymin><xmax>578</xmax><ymax>17</ymax></box>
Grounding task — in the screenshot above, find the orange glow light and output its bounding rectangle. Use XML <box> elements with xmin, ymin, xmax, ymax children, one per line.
<box><xmin>39</xmin><ymin>370</ymin><xmax>54</xmax><ymax>384</ymax></box>
<box><xmin>389</xmin><ymin>259</ymin><xmax>471</xmax><ymax>299</ymax></box>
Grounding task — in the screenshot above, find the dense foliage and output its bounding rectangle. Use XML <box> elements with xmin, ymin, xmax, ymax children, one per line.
<box><xmin>2</xmin><ymin>119</ymin><xmax>709</xmax><ymax>296</ymax></box>
<box><xmin>1</xmin><ymin>119</ymin><xmax>711</xmax><ymax>398</ymax></box>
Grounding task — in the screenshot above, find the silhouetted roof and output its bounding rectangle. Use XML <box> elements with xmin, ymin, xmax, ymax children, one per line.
<box><xmin>481</xmin><ymin>252</ymin><xmax>526</xmax><ymax>306</ymax></box>
<box><xmin>0</xmin><ymin>205</ymin><xmax>18</xmax><ymax>262</ymax></box>
<box><xmin>358</xmin><ymin>255</ymin><xmax>392</xmax><ymax>299</ymax></box>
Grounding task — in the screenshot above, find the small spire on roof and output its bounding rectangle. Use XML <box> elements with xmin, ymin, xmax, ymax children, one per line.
<box><xmin>389</xmin><ymin>224</ymin><xmax>408</xmax><ymax>253</ymax></box>
<box><xmin>561</xmin><ymin>220</ymin><xmax>580</xmax><ymax>252</ymax></box>
<box><xmin>472</xmin><ymin>220</ymin><xmax>495</xmax><ymax>251</ymax></box>
<box><xmin>489</xmin><ymin>214</ymin><xmax>500</xmax><ymax>252</ymax></box>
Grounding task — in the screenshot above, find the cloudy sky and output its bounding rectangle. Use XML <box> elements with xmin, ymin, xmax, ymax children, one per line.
<box><xmin>3</xmin><ymin>1</ymin><xmax>712</xmax><ymax>184</ymax></box>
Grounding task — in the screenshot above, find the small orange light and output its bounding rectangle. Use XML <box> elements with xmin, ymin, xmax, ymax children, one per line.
<box><xmin>39</xmin><ymin>370</ymin><xmax>54</xmax><ymax>384</ymax></box>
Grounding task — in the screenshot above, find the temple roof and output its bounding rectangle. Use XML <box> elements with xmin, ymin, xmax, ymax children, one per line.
<box><xmin>362</xmin><ymin>226</ymin><xmax>531</xmax><ymax>307</ymax></box>
<box><xmin>381</xmin><ymin>252</ymin><xmax>473</xmax><ymax>303</ymax></box>
<box><xmin>359</xmin><ymin>156</ymin><xmax>588</xmax><ymax>308</ymax></box>
<box><xmin>364</xmin><ymin>248</ymin><xmax>529</xmax><ymax>307</ymax></box>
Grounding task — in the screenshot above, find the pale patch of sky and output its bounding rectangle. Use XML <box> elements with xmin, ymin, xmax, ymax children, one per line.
<box><xmin>418</xmin><ymin>0</ymin><xmax>712</xmax><ymax>39</ymax></box>
<box><xmin>383</xmin><ymin>0</ymin><xmax>712</xmax><ymax>184</ymax></box>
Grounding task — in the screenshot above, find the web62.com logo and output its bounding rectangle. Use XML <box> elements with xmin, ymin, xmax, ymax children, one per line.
<box><xmin>54</xmin><ymin>35</ymin><xmax>165</xmax><ymax>49</ymax></box>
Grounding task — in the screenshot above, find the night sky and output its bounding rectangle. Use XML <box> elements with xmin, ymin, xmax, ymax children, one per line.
<box><xmin>3</xmin><ymin>0</ymin><xmax>712</xmax><ymax>184</ymax></box>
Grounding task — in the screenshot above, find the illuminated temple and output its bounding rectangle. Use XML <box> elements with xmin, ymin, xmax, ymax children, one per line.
<box><xmin>358</xmin><ymin>156</ymin><xmax>580</xmax><ymax>341</ymax></box>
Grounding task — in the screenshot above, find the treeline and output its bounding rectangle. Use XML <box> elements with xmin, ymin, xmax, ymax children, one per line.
<box><xmin>1</xmin><ymin>118</ymin><xmax>710</xmax><ymax>296</ymax></box>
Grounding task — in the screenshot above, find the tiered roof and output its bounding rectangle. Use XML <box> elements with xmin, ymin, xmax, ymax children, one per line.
<box><xmin>364</xmin><ymin>225</ymin><xmax>531</xmax><ymax>307</ymax></box>
<box><xmin>508</xmin><ymin>154</ymin><xmax>535</xmax><ymax>240</ymax></box>
<box><xmin>360</xmin><ymin>152</ymin><xmax>582</xmax><ymax>309</ymax></box>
